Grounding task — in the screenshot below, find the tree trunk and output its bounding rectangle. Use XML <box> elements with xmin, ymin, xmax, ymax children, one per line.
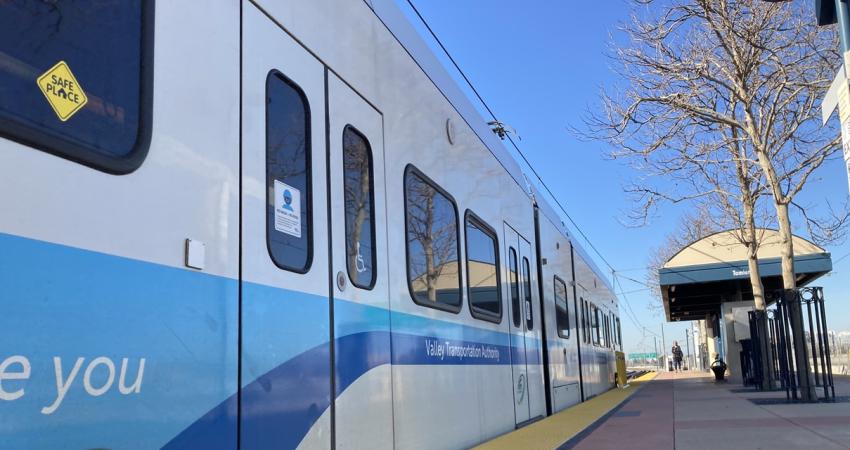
<box><xmin>744</xmin><ymin>204</ymin><xmax>766</xmax><ymax>311</ymax></box>
<box><xmin>425</xmin><ymin>194</ymin><xmax>436</xmax><ymax>302</ymax></box>
<box><xmin>776</xmin><ymin>202</ymin><xmax>796</xmax><ymax>291</ymax></box>
<box><xmin>775</xmin><ymin>201</ymin><xmax>817</xmax><ymax>401</ymax></box>
<box><xmin>746</xmin><ymin>241</ymin><xmax>775</xmax><ymax>390</ymax></box>
<box><xmin>742</xmin><ymin>191</ymin><xmax>775</xmax><ymax>389</ymax></box>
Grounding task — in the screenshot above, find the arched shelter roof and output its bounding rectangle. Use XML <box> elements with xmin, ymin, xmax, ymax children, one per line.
<box><xmin>658</xmin><ymin>229</ymin><xmax>831</xmax><ymax>321</ymax></box>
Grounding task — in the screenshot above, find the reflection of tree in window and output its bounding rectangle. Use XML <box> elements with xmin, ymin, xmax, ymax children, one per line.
<box><xmin>510</xmin><ymin>249</ymin><xmax>520</xmax><ymax>327</ymax></box>
<box><xmin>555</xmin><ymin>277</ymin><xmax>569</xmax><ymax>338</ymax></box>
<box><xmin>522</xmin><ymin>257</ymin><xmax>533</xmax><ymax>330</ymax></box>
<box><xmin>405</xmin><ymin>172</ymin><xmax>459</xmax><ymax>307</ymax></box>
<box><xmin>343</xmin><ymin>127</ymin><xmax>374</xmax><ymax>289</ymax></box>
<box><xmin>266</xmin><ymin>72</ymin><xmax>310</xmax><ymax>272</ymax></box>
<box><xmin>593</xmin><ymin>306</ymin><xmax>600</xmax><ymax>345</ymax></box>
<box><xmin>466</xmin><ymin>218</ymin><xmax>500</xmax><ymax>318</ymax></box>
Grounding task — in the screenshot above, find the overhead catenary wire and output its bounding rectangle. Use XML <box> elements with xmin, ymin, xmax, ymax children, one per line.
<box><xmin>613</xmin><ymin>273</ymin><xmax>645</xmax><ymax>330</ymax></box>
<box><xmin>405</xmin><ymin>0</ymin><xmax>617</xmax><ymax>273</ymax></box>
<box><xmin>405</xmin><ymin>0</ymin><xmax>654</xmax><ymax>332</ymax></box>
<box><xmin>833</xmin><ymin>250</ymin><xmax>850</xmax><ymax>265</ymax></box>
<box><xmin>615</xmin><ymin>273</ymin><xmax>656</xmax><ymax>290</ymax></box>
<box><xmin>617</xmin><ymin>287</ymin><xmax>652</xmax><ymax>296</ymax></box>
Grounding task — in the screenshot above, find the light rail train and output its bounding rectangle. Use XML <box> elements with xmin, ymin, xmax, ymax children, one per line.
<box><xmin>0</xmin><ymin>1</ymin><xmax>623</xmax><ymax>448</ymax></box>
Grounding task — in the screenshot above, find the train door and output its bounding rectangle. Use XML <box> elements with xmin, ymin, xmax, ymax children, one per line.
<box><xmin>504</xmin><ymin>224</ymin><xmax>534</xmax><ymax>425</ymax></box>
<box><xmin>239</xmin><ymin>4</ymin><xmax>331</xmax><ymax>449</ymax></box>
<box><xmin>327</xmin><ymin>71</ymin><xmax>394</xmax><ymax>449</ymax></box>
<box><xmin>519</xmin><ymin>235</ymin><xmax>545</xmax><ymax>419</ymax></box>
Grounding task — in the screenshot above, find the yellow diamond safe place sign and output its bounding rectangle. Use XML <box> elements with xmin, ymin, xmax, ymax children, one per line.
<box><xmin>36</xmin><ymin>61</ymin><xmax>88</xmax><ymax>121</ymax></box>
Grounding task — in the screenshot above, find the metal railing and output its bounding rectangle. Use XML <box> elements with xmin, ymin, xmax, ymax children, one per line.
<box><xmin>747</xmin><ymin>287</ymin><xmax>836</xmax><ymax>402</ymax></box>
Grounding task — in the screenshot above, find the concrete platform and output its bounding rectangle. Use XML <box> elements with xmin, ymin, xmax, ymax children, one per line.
<box><xmin>478</xmin><ymin>372</ymin><xmax>850</xmax><ymax>450</ymax></box>
<box><xmin>474</xmin><ymin>372</ymin><xmax>658</xmax><ymax>450</ymax></box>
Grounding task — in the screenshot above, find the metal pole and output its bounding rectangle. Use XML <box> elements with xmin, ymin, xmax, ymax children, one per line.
<box><xmin>685</xmin><ymin>329</ymin><xmax>691</xmax><ymax>371</ymax></box>
<box><xmin>836</xmin><ymin>0</ymin><xmax>850</xmax><ymax>53</ymax></box>
<box><xmin>662</xmin><ymin>323</ymin><xmax>667</xmax><ymax>372</ymax></box>
<box><xmin>830</xmin><ymin>331</ymin><xmax>836</xmax><ymax>356</ymax></box>
<box><xmin>788</xmin><ymin>290</ymin><xmax>817</xmax><ymax>402</ymax></box>
<box><xmin>654</xmin><ymin>336</ymin><xmax>659</xmax><ymax>371</ymax></box>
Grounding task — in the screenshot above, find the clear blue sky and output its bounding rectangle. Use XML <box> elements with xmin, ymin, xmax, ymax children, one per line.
<box><xmin>398</xmin><ymin>0</ymin><xmax>850</xmax><ymax>355</ymax></box>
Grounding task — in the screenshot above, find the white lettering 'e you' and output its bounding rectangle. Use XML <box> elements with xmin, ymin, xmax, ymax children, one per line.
<box><xmin>118</xmin><ymin>358</ymin><xmax>145</xmax><ymax>394</ymax></box>
<box><xmin>0</xmin><ymin>356</ymin><xmax>31</xmax><ymax>401</ymax></box>
<box><xmin>83</xmin><ymin>356</ymin><xmax>115</xmax><ymax>396</ymax></box>
<box><xmin>41</xmin><ymin>357</ymin><xmax>84</xmax><ymax>415</ymax></box>
<box><xmin>40</xmin><ymin>356</ymin><xmax>147</xmax><ymax>415</ymax></box>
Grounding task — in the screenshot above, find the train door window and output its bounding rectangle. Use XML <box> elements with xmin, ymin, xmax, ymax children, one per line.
<box><xmin>522</xmin><ymin>257</ymin><xmax>533</xmax><ymax>330</ymax></box>
<box><xmin>343</xmin><ymin>126</ymin><xmax>376</xmax><ymax>289</ymax></box>
<box><xmin>554</xmin><ymin>276</ymin><xmax>570</xmax><ymax>339</ymax></box>
<box><xmin>601</xmin><ymin>312</ymin><xmax>606</xmax><ymax>347</ymax></box>
<box><xmin>266</xmin><ymin>70</ymin><xmax>312</xmax><ymax>273</ymax></box>
<box><xmin>580</xmin><ymin>299</ymin><xmax>587</xmax><ymax>343</ymax></box>
<box><xmin>616</xmin><ymin>316</ymin><xmax>620</xmax><ymax>346</ymax></box>
<box><xmin>592</xmin><ymin>305</ymin><xmax>600</xmax><ymax>346</ymax></box>
<box><xmin>465</xmin><ymin>213</ymin><xmax>501</xmax><ymax>322</ymax></box>
<box><xmin>617</xmin><ymin>318</ymin><xmax>623</xmax><ymax>347</ymax></box>
<box><xmin>602</xmin><ymin>314</ymin><xmax>607</xmax><ymax>347</ymax></box>
<box><xmin>589</xmin><ymin>305</ymin><xmax>595</xmax><ymax>345</ymax></box>
<box><xmin>509</xmin><ymin>248</ymin><xmax>520</xmax><ymax>327</ymax></box>
<box><xmin>608</xmin><ymin>313</ymin><xmax>617</xmax><ymax>347</ymax></box>
<box><xmin>405</xmin><ymin>167</ymin><xmax>461</xmax><ymax>312</ymax></box>
<box><xmin>0</xmin><ymin>1</ymin><xmax>153</xmax><ymax>174</ymax></box>
<box><xmin>611</xmin><ymin>313</ymin><xmax>617</xmax><ymax>346</ymax></box>
<box><xmin>585</xmin><ymin>301</ymin><xmax>591</xmax><ymax>344</ymax></box>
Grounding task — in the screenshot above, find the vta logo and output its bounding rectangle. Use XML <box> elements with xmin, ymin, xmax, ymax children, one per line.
<box><xmin>516</xmin><ymin>373</ymin><xmax>526</xmax><ymax>404</ymax></box>
<box><xmin>282</xmin><ymin>189</ymin><xmax>294</xmax><ymax>211</ymax></box>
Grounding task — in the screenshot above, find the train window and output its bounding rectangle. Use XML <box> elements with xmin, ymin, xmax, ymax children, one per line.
<box><xmin>593</xmin><ymin>306</ymin><xmax>601</xmax><ymax>346</ymax></box>
<box><xmin>0</xmin><ymin>0</ymin><xmax>153</xmax><ymax>174</ymax></box>
<box><xmin>522</xmin><ymin>257</ymin><xmax>533</xmax><ymax>330</ymax></box>
<box><xmin>405</xmin><ymin>167</ymin><xmax>461</xmax><ymax>312</ymax></box>
<box><xmin>610</xmin><ymin>314</ymin><xmax>615</xmax><ymax>347</ymax></box>
<box><xmin>611</xmin><ymin>313</ymin><xmax>620</xmax><ymax>345</ymax></box>
<box><xmin>266</xmin><ymin>70</ymin><xmax>312</xmax><ymax>273</ymax></box>
<box><xmin>554</xmin><ymin>276</ymin><xmax>570</xmax><ymax>339</ymax></box>
<box><xmin>584</xmin><ymin>300</ymin><xmax>590</xmax><ymax>344</ymax></box>
<box><xmin>617</xmin><ymin>317</ymin><xmax>622</xmax><ymax>346</ymax></box>
<box><xmin>465</xmin><ymin>213</ymin><xmax>501</xmax><ymax>322</ymax></box>
<box><xmin>343</xmin><ymin>126</ymin><xmax>376</xmax><ymax>289</ymax></box>
<box><xmin>602</xmin><ymin>314</ymin><xmax>607</xmax><ymax>347</ymax></box>
<box><xmin>509</xmin><ymin>248</ymin><xmax>520</xmax><ymax>327</ymax></box>
<box><xmin>617</xmin><ymin>318</ymin><xmax>623</xmax><ymax>347</ymax></box>
<box><xmin>580</xmin><ymin>299</ymin><xmax>586</xmax><ymax>343</ymax></box>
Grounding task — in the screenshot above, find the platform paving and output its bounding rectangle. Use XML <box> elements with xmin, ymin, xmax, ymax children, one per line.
<box><xmin>564</xmin><ymin>372</ymin><xmax>850</xmax><ymax>450</ymax></box>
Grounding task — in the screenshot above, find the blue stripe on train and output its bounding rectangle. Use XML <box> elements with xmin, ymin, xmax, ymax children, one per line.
<box><xmin>163</xmin><ymin>329</ymin><xmax>520</xmax><ymax>449</ymax></box>
<box><xmin>0</xmin><ymin>232</ymin><xmax>542</xmax><ymax>449</ymax></box>
<box><xmin>0</xmin><ymin>232</ymin><xmax>239</xmax><ymax>450</ymax></box>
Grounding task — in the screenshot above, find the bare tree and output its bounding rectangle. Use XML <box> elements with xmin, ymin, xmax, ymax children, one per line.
<box><xmin>585</xmin><ymin>0</ymin><xmax>850</xmax><ymax>393</ymax></box>
<box><xmin>647</xmin><ymin>206</ymin><xmax>719</xmax><ymax>304</ymax></box>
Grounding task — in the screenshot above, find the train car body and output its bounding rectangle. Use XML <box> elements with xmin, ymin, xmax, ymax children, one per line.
<box><xmin>0</xmin><ymin>1</ymin><xmax>622</xmax><ymax>449</ymax></box>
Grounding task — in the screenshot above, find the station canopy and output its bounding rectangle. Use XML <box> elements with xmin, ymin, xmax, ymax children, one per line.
<box><xmin>659</xmin><ymin>229</ymin><xmax>832</xmax><ymax>321</ymax></box>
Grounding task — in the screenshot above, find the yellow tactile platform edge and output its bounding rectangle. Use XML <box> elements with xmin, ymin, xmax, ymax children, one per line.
<box><xmin>474</xmin><ymin>372</ymin><xmax>658</xmax><ymax>450</ymax></box>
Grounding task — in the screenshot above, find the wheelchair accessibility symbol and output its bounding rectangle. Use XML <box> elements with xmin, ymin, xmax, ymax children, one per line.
<box><xmin>355</xmin><ymin>242</ymin><xmax>367</xmax><ymax>273</ymax></box>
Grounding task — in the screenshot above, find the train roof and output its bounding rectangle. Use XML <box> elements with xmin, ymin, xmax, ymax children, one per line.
<box><xmin>366</xmin><ymin>0</ymin><xmax>616</xmax><ymax>294</ymax></box>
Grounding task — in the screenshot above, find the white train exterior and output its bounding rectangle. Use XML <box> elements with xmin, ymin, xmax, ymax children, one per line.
<box><xmin>0</xmin><ymin>1</ymin><xmax>622</xmax><ymax>448</ymax></box>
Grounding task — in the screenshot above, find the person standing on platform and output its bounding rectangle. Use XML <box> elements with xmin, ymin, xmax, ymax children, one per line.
<box><xmin>672</xmin><ymin>341</ymin><xmax>683</xmax><ymax>372</ymax></box>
